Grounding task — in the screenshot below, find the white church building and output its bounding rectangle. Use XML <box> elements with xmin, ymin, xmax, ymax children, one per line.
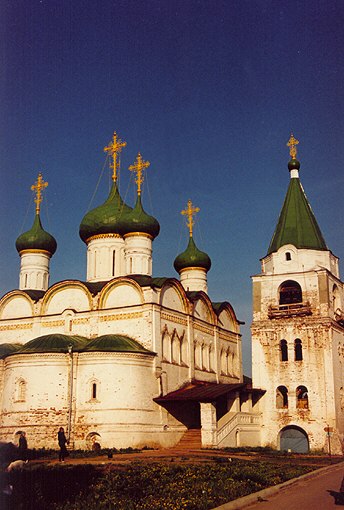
<box><xmin>0</xmin><ymin>132</ymin><xmax>261</xmax><ymax>451</ymax></box>
<box><xmin>0</xmin><ymin>132</ymin><xmax>343</xmax><ymax>454</ymax></box>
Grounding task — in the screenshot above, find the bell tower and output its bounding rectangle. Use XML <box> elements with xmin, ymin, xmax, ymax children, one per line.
<box><xmin>251</xmin><ymin>135</ymin><xmax>344</xmax><ymax>454</ymax></box>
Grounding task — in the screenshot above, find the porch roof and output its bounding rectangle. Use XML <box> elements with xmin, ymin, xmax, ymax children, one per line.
<box><xmin>154</xmin><ymin>381</ymin><xmax>246</xmax><ymax>403</ymax></box>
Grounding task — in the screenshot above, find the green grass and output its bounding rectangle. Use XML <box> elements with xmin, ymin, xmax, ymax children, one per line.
<box><xmin>5</xmin><ymin>458</ymin><xmax>320</xmax><ymax>510</ymax></box>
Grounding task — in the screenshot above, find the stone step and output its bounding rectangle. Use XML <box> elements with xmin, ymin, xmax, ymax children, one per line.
<box><xmin>175</xmin><ymin>428</ymin><xmax>202</xmax><ymax>449</ymax></box>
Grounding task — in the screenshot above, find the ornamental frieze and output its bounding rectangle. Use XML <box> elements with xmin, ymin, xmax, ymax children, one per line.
<box><xmin>0</xmin><ymin>323</ymin><xmax>32</xmax><ymax>331</ymax></box>
<box><xmin>100</xmin><ymin>312</ymin><xmax>143</xmax><ymax>322</ymax></box>
<box><xmin>161</xmin><ymin>312</ymin><xmax>187</xmax><ymax>326</ymax></box>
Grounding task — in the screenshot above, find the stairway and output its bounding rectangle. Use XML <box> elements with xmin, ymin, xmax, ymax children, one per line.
<box><xmin>174</xmin><ymin>428</ymin><xmax>202</xmax><ymax>450</ymax></box>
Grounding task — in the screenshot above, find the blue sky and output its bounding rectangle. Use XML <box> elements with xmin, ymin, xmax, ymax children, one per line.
<box><xmin>1</xmin><ymin>0</ymin><xmax>344</xmax><ymax>374</ymax></box>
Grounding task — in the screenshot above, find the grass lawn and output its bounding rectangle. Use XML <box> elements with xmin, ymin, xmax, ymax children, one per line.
<box><xmin>3</xmin><ymin>451</ymin><xmax>340</xmax><ymax>510</ymax></box>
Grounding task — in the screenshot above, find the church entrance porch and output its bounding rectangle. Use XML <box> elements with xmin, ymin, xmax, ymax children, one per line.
<box><xmin>279</xmin><ymin>425</ymin><xmax>309</xmax><ymax>453</ymax></box>
<box><xmin>154</xmin><ymin>380</ymin><xmax>264</xmax><ymax>448</ymax></box>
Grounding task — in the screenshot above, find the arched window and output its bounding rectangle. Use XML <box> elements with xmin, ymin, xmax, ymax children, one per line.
<box><xmin>285</xmin><ymin>252</ymin><xmax>291</xmax><ymax>261</ymax></box>
<box><xmin>295</xmin><ymin>339</ymin><xmax>303</xmax><ymax>361</ymax></box>
<box><xmin>280</xmin><ymin>340</ymin><xmax>288</xmax><ymax>361</ymax></box>
<box><xmin>279</xmin><ymin>280</ymin><xmax>302</xmax><ymax>305</ymax></box>
<box><xmin>17</xmin><ymin>379</ymin><xmax>26</xmax><ymax>402</ymax></box>
<box><xmin>162</xmin><ymin>331</ymin><xmax>171</xmax><ymax>362</ymax></box>
<box><xmin>276</xmin><ymin>386</ymin><xmax>288</xmax><ymax>409</ymax></box>
<box><xmin>296</xmin><ymin>385</ymin><xmax>308</xmax><ymax>409</ymax></box>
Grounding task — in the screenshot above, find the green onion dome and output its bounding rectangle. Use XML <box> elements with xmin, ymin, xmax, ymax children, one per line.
<box><xmin>288</xmin><ymin>158</ymin><xmax>300</xmax><ymax>171</ymax></box>
<box><xmin>122</xmin><ymin>195</ymin><xmax>160</xmax><ymax>239</ymax></box>
<box><xmin>79</xmin><ymin>183</ymin><xmax>132</xmax><ymax>243</ymax></box>
<box><xmin>15</xmin><ymin>334</ymin><xmax>88</xmax><ymax>354</ymax></box>
<box><xmin>16</xmin><ymin>214</ymin><xmax>57</xmax><ymax>255</ymax></box>
<box><xmin>0</xmin><ymin>343</ymin><xmax>21</xmax><ymax>359</ymax></box>
<box><xmin>82</xmin><ymin>334</ymin><xmax>153</xmax><ymax>354</ymax></box>
<box><xmin>174</xmin><ymin>237</ymin><xmax>211</xmax><ymax>273</ymax></box>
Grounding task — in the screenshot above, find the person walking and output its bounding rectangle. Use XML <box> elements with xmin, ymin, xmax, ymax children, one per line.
<box><xmin>57</xmin><ymin>427</ymin><xmax>68</xmax><ymax>462</ymax></box>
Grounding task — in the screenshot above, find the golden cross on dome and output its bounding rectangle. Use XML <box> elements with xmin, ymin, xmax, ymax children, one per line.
<box><xmin>181</xmin><ymin>199</ymin><xmax>200</xmax><ymax>237</ymax></box>
<box><xmin>104</xmin><ymin>132</ymin><xmax>127</xmax><ymax>183</ymax></box>
<box><xmin>287</xmin><ymin>133</ymin><xmax>299</xmax><ymax>159</ymax></box>
<box><xmin>31</xmin><ymin>173</ymin><xmax>48</xmax><ymax>214</ymax></box>
<box><xmin>128</xmin><ymin>152</ymin><xmax>150</xmax><ymax>195</ymax></box>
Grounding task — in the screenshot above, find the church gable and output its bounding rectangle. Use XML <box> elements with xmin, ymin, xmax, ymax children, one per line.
<box><xmin>0</xmin><ymin>292</ymin><xmax>34</xmax><ymax>320</ymax></box>
<box><xmin>99</xmin><ymin>279</ymin><xmax>143</xmax><ymax>309</ymax></box>
<box><xmin>160</xmin><ymin>282</ymin><xmax>187</xmax><ymax>313</ymax></box>
<box><xmin>42</xmin><ymin>282</ymin><xmax>92</xmax><ymax>315</ymax></box>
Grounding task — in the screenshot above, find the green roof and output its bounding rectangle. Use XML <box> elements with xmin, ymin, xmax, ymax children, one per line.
<box><xmin>268</xmin><ymin>169</ymin><xmax>327</xmax><ymax>255</ymax></box>
<box><xmin>15</xmin><ymin>334</ymin><xmax>88</xmax><ymax>354</ymax></box>
<box><xmin>122</xmin><ymin>195</ymin><xmax>160</xmax><ymax>239</ymax></box>
<box><xmin>81</xmin><ymin>334</ymin><xmax>154</xmax><ymax>354</ymax></box>
<box><xmin>16</xmin><ymin>214</ymin><xmax>57</xmax><ymax>255</ymax></box>
<box><xmin>174</xmin><ymin>237</ymin><xmax>211</xmax><ymax>273</ymax></box>
<box><xmin>0</xmin><ymin>343</ymin><xmax>22</xmax><ymax>359</ymax></box>
<box><xmin>79</xmin><ymin>183</ymin><xmax>132</xmax><ymax>243</ymax></box>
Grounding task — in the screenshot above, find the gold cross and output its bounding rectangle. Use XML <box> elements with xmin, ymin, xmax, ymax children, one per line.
<box><xmin>31</xmin><ymin>173</ymin><xmax>48</xmax><ymax>214</ymax></box>
<box><xmin>181</xmin><ymin>199</ymin><xmax>200</xmax><ymax>237</ymax></box>
<box><xmin>128</xmin><ymin>152</ymin><xmax>150</xmax><ymax>195</ymax></box>
<box><xmin>287</xmin><ymin>133</ymin><xmax>299</xmax><ymax>159</ymax></box>
<box><xmin>104</xmin><ymin>132</ymin><xmax>127</xmax><ymax>183</ymax></box>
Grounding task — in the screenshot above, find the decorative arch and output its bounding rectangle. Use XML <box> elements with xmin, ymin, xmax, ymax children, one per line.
<box><xmin>171</xmin><ymin>330</ymin><xmax>181</xmax><ymax>364</ymax></box>
<box><xmin>42</xmin><ymin>281</ymin><xmax>93</xmax><ymax>315</ymax></box>
<box><xmin>162</xmin><ymin>326</ymin><xmax>172</xmax><ymax>362</ymax></box>
<box><xmin>215</xmin><ymin>302</ymin><xmax>240</xmax><ymax>333</ymax></box>
<box><xmin>99</xmin><ymin>277</ymin><xmax>144</xmax><ymax>309</ymax></box>
<box><xmin>160</xmin><ymin>280</ymin><xmax>188</xmax><ymax>313</ymax></box>
<box><xmin>279</xmin><ymin>425</ymin><xmax>309</xmax><ymax>453</ymax></box>
<box><xmin>190</xmin><ymin>292</ymin><xmax>216</xmax><ymax>324</ymax></box>
<box><xmin>0</xmin><ymin>291</ymin><xmax>34</xmax><ymax>319</ymax></box>
<box><xmin>279</xmin><ymin>280</ymin><xmax>302</xmax><ymax>305</ymax></box>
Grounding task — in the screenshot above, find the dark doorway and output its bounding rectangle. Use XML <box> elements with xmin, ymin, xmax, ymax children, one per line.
<box><xmin>279</xmin><ymin>425</ymin><xmax>309</xmax><ymax>453</ymax></box>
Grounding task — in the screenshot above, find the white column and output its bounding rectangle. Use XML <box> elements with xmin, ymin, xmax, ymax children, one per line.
<box><xmin>200</xmin><ymin>402</ymin><xmax>217</xmax><ymax>447</ymax></box>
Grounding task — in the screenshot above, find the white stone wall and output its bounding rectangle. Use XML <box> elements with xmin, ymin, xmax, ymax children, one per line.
<box><xmin>19</xmin><ymin>251</ymin><xmax>51</xmax><ymax>291</ymax></box>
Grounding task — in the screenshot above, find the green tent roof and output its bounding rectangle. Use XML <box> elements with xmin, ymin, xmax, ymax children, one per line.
<box><xmin>267</xmin><ymin>169</ymin><xmax>327</xmax><ymax>255</ymax></box>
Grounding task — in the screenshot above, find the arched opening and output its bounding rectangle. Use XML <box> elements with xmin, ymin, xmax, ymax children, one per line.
<box><xmin>279</xmin><ymin>280</ymin><xmax>302</xmax><ymax>305</ymax></box>
<box><xmin>279</xmin><ymin>425</ymin><xmax>309</xmax><ymax>453</ymax></box>
<box><xmin>294</xmin><ymin>339</ymin><xmax>303</xmax><ymax>361</ymax></box>
<box><xmin>296</xmin><ymin>385</ymin><xmax>308</xmax><ymax>409</ymax></box>
<box><xmin>86</xmin><ymin>432</ymin><xmax>101</xmax><ymax>451</ymax></box>
<box><xmin>276</xmin><ymin>386</ymin><xmax>288</xmax><ymax>409</ymax></box>
<box><xmin>280</xmin><ymin>340</ymin><xmax>288</xmax><ymax>361</ymax></box>
<box><xmin>285</xmin><ymin>252</ymin><xmax>291</xmax><ymax>261</ymax></box>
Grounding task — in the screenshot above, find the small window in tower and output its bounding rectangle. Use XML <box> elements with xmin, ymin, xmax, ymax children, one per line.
<box><xmin>285</xmin><ymin>252</ymin><xmax>291</xmax><ymax>261</ymax></box>
<box><xmin>296</xmin><ymin>385</ymin><xmax>308</xmax><ymax>409</ymax></box>
<box><xmin>16</xmin><ymin>379</ymin><xmax>26</xmax><ymax>402</ymax></box>
<box><xmin>276</xmin><ymin>386</ymin><xmax>288</xmax><ymax>409</ymax></box>
<box><xmin>295</xmin><ymin>339</ymin><xmax>303</xmax><ymax>361</ymax></box>
<box><xmin>280</xmin><ymin>340</ymin><xmax>288</xmax><ymax>361</ymax></box>
<box><xmin>279</xmin><ymin>280</ymin><xmax>302</xmax><ymax>305</ymax></box>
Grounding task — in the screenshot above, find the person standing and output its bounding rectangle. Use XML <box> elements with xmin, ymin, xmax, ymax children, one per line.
<box><xmin>18</xmin><ymin>432</ymin><xmax>28</xmax><ymax>461</ymax></box>
<box><xmin>57</xmin><ymin>427</ymin><xmax>68</xmax><ymax>462</ymax></box>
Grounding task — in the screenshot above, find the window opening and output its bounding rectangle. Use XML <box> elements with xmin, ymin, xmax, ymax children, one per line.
<box><xmin>276</xmin><ymin>386</ymin><xmax>288</xmax><ymax>409</ymax></box>
<box><xmin>295</xmin><ymin>339</ymin><xmax>303</xmax><ymax>361</ymax></box>
<box><xmin>296</xmin><ymin>385</ymin><xmax>308</xmax><ymax>409</ymax></box>
<box><xmin>280</xmin><ymin>340</ymin><xmax>288</xmax><ymax>361</ymax></box>
<box><xmin>279</xmin><ymin>280</ymin><xmax>302</xmax><ymax>305</ymax></box>
<box><xmin>285</xmin><ymin>252</ymin><xmax>291</xmax><ymax>261</ymax></box>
